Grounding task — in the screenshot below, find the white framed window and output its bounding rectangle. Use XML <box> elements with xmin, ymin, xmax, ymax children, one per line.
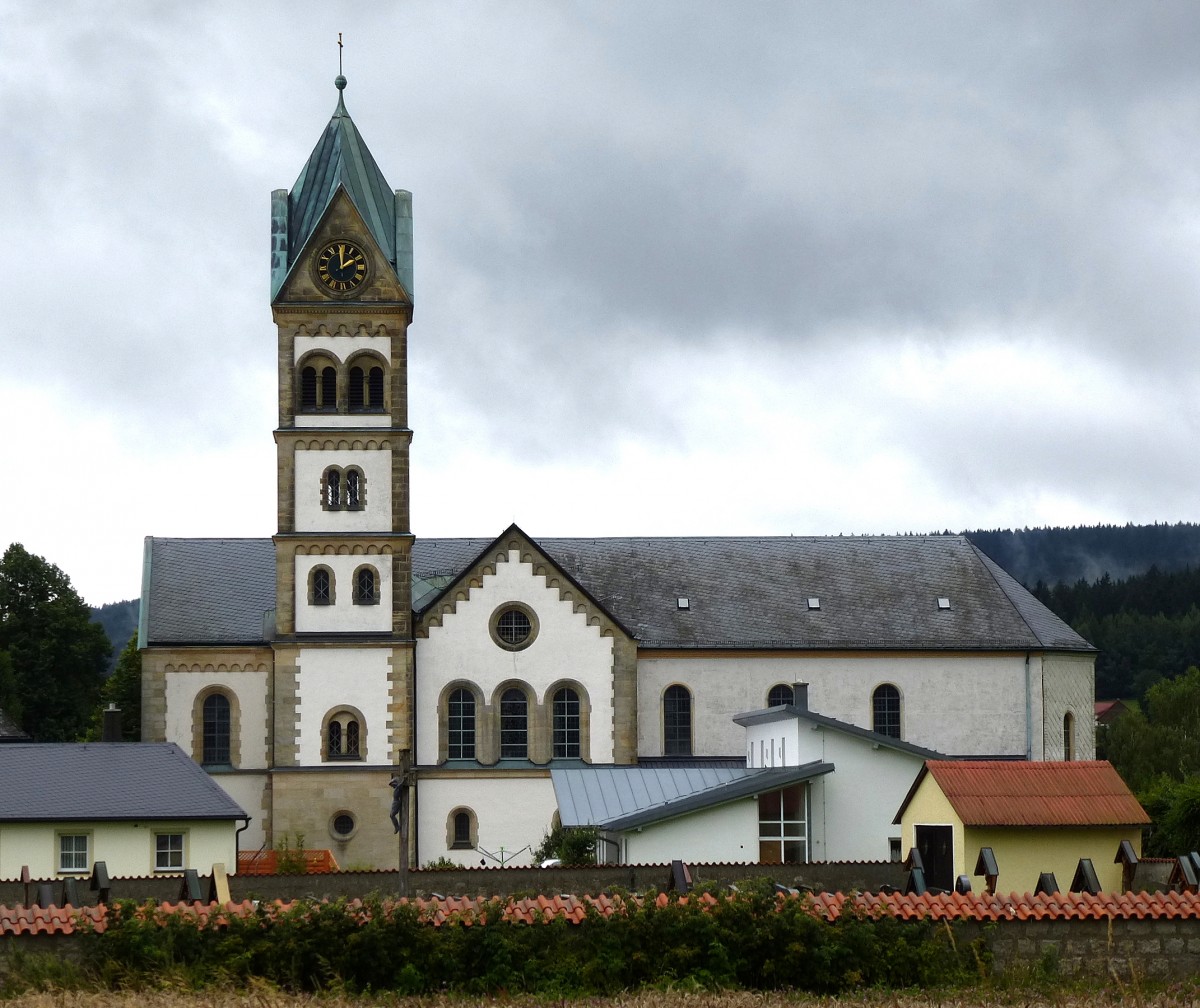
<box><xmin>58</xmin><ymin>833</ymin><xmax>89</xmax><ymax>873</ymax></box>
<box><xmin>155</xmin><ymin>832</ymin><xmax>185</xmax><ymax>871</ymax></box>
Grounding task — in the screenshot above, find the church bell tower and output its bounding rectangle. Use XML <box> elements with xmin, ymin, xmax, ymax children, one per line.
<box><xmin>266</xmin><ymin>73</ymin><xmax>415</xmax><ymax>862</ymax></box>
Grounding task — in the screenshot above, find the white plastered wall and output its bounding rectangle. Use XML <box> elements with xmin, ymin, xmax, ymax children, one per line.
<box><xmin>165</xmin><ymin>665</ymin><xmax>270</xmax><ymax>769</ymax></box>
<box><xmin>293</xmin><ymin>449</ymin><xmax>393</xmax><ymax>533</ymax></box>
<box><xmin>622</xmin><ymin>800</ymin><xmax>759</xmax><ymax>865</ymax></box>
<box><xmin>293</xmin><ymin>332</ymin><xmax>391</xmax><ymax>367</ymax></box>
<box><xmin>296</xmin><ymin>647</ymin><xmax>394</xmax><ymax>766</ymax></box>
<box><xmin>294</xmin><ymin>554</ymin><xmax>393</xmax><ymax>633</ymax></box>
<box><xmin>639</xmin><ymin>653</ymin><xmax>1032</xmax><ymax>759</ymax></box>
<box><xmin>0</xmin><ymin>820</ymin><xmax>239</xmax><ymax>880</ymax></box>
<box><xmin>416</xmin><ymin>549</ymin><xmax>616</xmax><ymax>765</ymax></box>
<box><xmin>417</xmin><ymin>774</ymin><xmax>559</xmax><ymax>866</ymax></box>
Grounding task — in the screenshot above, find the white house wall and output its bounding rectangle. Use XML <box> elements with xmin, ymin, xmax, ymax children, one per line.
<box><xmin>416</xmin><ymin>550</ymin><xmax>616</xmax><ymax>766</ymax></box>
<box><xmin>296</xmin><ymin>647</ymin><xmax>395</xmax><ymax>765</ymax></box>
<box><xmin>417</xmin><ymin>774</ymin><xmax>558</xmax><ymax>867</ymax></box>
<box><xmin>639</xmin><ymin>653</ymin><xmax>1034</xmax><ymax>759</ymax></box>
<box><xmin>621</xmin><ymin>800</ymin><xmax>759</xmax><ymax>865</ymax></box>
<box><xmin>0</xmin><ymin>820</ymin><xmax>239</xmax><ymax>880</ymax></box>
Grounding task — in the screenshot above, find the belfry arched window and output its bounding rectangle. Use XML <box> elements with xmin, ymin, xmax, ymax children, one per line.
<box><xmin>353</xmin><ymin>565</ymin><xmax>378</xmax><ymax>605</ymax></box>
<box><xmin>309</xmin><ymin>566</ymin><xmax>334</xmax><ymax>606</ymax></box>
<box><xmin>322</xmin><ymin>466</ymin><xmax>365</xmax><ymax>512</ymax></box>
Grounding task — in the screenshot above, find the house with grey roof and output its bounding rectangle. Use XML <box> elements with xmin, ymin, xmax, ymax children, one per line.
<box><xmin>0</xmin><ymin>743</ymin><xmax>248</xmax><ymax>880</ymax></box>
<box><xmin>138</xmin><ymin>75</ymin><xmax>1096</xmax><ymax>872</ymax></box>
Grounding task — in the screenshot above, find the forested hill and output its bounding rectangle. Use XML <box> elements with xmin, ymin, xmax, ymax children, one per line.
<box><xmin>961</xmin><ymin>522</ymin><xmax>1200</xmax><ymax>588</ymax></box>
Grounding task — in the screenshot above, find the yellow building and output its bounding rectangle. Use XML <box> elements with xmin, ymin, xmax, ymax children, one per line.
<box><xmin>894</xmin><ymin>760</ymin><xmax>1149</xmax><ymax>894</ymax></box>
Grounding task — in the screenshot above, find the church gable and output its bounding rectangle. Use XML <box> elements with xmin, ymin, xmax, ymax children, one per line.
<box><xmin>415</xmin><ymin>527</ymin><xmax>627</xmax><ymax>766</ymax></box>
<box><xmin>274</xmin><ymin>189</ymin><xmax>411</xmax><ymax>306</ymax></box>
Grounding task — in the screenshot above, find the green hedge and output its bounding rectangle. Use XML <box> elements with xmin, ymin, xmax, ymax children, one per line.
<box><xmin>77</xmin><ymin>886</ymin><xmax>984</xmax><ymax>996</ymax></box>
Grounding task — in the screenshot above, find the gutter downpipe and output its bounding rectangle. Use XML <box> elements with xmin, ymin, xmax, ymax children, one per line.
<box><xmin>1024</xmin><ymin>652</ymin><xmax>1033</xmax><ymax>760</ymax></box>
<box><xmin>236</xmin><ymin>817</ymin><xmax>252</xmax><ymax>867</ymax></box>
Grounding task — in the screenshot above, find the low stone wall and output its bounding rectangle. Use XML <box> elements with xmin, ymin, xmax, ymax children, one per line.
<box><xmin>968</xmin><ymin>916</ymin><xmax>1200</xmax><ymax>982</ymax></box>
<box><xmin>0</xmin><ymin>859</ymin><xmax>905</xmax><ymax>907</ymax></box>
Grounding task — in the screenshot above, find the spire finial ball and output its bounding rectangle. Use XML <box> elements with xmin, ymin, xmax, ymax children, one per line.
<box><xmin>335</xmin><ymin>75</ymin><xmax>347</xmax><ymax>91</ymax></box>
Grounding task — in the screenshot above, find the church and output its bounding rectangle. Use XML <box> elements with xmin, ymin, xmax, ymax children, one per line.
<box><xmin>139</xmin><ymin>76</ymin><xmax>1095</xmax><ymax>870</ymax></box>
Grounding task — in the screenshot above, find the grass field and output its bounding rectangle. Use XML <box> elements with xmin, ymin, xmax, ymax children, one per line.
<box><xmin>4</xmin><ymin>989</ymin><xmax>1199</xmax><ymax>1008</ymax></box>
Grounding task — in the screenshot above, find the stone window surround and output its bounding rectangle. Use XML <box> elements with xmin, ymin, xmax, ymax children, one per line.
<box><xmin>308</xmin><ymin>564</ymin><xmax>337</xmax><ymax>606</ymax></box>
<box><xmin>320</xmin><ymin>465</ymin><xmax>367</xmax><ymax>512</ymax></box>
<box><xmin>296</xmin><ymin>348</ymin><xmax>390</xmax><ymax>415</ymax></box>
<box><xmin>446</xmin><ymin>806</ymin><xmax>479</xmax><ymax>849</ymax></box>
<box><xmin>329</xmin><ymin>810</ymin><xmax>358</xmax><ymax>841</ymax></box>
<box><xmin>191</xmin><ymin>686</ymin><xmax>241</xmax><ymax>769</ymax></box>
<box><xmin>321</xmin><ymin>705</ymin><xmax>368</xmax><ymax>762</ymax></box>
<box><xmin>352</xmin><ymin>563</ymin><xmax>381</xmax><ymax>605</ymax></box>
<box><xmin>488</xmin><ymin>601</ymin><xmax>540</xmax><ymax>651</ymax></box>
<box><xmin>436</xmin><ymin>678</ymin><xmax>592</xmax><ymax>765</ymax></box>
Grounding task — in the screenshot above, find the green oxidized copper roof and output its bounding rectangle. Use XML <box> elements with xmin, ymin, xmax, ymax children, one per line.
<box><xmin>289</xmin><ymin>76</ymin><xmax>398</xmax><ymax>267</ymax></box>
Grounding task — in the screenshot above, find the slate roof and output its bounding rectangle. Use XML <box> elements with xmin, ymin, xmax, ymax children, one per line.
<box><xmin>552</xmin><ymin>761</ymin><xmax>834</xmax><ymax>831</ymax></box>
<box><xmin>142</xmin><ymin>533</ymin><xmax>1091</xmax><ymax>652</ymax></box>
<box><xmin>896</xmin><ymin>760</ymin><xmax>1150</xmax><ymax>828</ymax></box>
<box><xmin>142</xmin><ymin>537</ymin><xmax>275</xmax><ymax>645</ymax></box>
<box><xmin>0</xmin><ymin>743</ymin><xmax>248</xmax><ymax>822</ymax></box>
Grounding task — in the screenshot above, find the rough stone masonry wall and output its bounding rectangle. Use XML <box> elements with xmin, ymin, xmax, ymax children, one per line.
<box><xmin>969</xmin><ymin>916</ymin><xmax>1200</xmax><ymax>982</ymax></box>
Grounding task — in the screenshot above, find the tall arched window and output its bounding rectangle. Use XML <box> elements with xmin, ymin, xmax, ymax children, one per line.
<box><xmin>301</xmin><ymin>367</ymin><xmax>318</xmax><ymax>410</ymax></box>
<box><xmin>767</xmin><ymin>684</ymin><xmax>794</xmax><ymax>708</ymax></box>
<box><xmin>345</xmin><ymin>468</ymin><xmax>361</xmax><ymax>509</ymax></box>
<box><xmin>1063</xmin><ymin>711</ymin><xmax>1075</xmax><ymax>761</ymax></box>
<box><xmin>348</xmin><ymin>366</ymin><xmax>366</xmax><ymax>411</ymax></box>
<box><xmin>663</xmin><ymin>685</ymin><xmax>692</xmax><ymax>756</ymax></box>
<box><xmin>202</xmin><ymin>693</ymin><xmax>231</xmax><ymax>766</ymax></box>
<box><xmin>500</xmin><ymin>687</ymin><xmax>528</xmax><ymax>759</ymax></box>
<box><xmin>872</xmin><ymin>684</ymin><xmax>901</xmax><ymax>739</ymax></box>
<box><xmin>353</xmin><ymin>566</ymin><xmax>378</xmax><ymax>605</ymax></box>
<box><xmin>553</xmin><ymin>687</ymin><xmax>581</xmax><ymax>758</ymax></box>
<box><xmin>448</xmin><ymin>688</ymin><xmax>476</xmax><ymax>759</ymax></box>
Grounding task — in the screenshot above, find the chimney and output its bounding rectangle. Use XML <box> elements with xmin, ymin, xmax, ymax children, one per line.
<box><xmin>101</xmin><ymin>703</ymin><xmax>122</xmax><ymax>743</ymax></box>
<box><xmin>793</xmin><ymin>682</ymin><xmax>809</xmax><ymax>711</ymax></box>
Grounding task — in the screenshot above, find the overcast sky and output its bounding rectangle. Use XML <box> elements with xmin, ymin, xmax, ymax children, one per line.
<box><xmin>4</xmin><ymin>2</ymin><xmax>1200</xmax><ymax>606</ymax></box>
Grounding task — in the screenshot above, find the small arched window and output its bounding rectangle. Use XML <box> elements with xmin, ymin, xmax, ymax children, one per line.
<box><xmin>553</xmin><ymin>687</ymin><xmax>581</xmax><ymax>759</ymax></box>
<box><xmin>872</xmin><ymin>684</ymin><xmax>901</xmax><ymax>739</ymax></box>
<box><xmin>310</xmin><ymin>566</ymin><xmax>333</xmax><ymax>605</ymax></box>
<box><xmin>1063</xmin><ymin>711</ymin><xmax>1075</xmax><ymax>761</ymax></box>
<box><xmin>326</xmin><ymin>711</ymin><xmax>362</xmax><ymax>760</ymax></box>
<box><xmin>500</xmin><ymin>687</ymin><xmax>528</xmax><ymax>759</ymax></box>
<box><xmin>300</xmin><ymin>367</ymin><xmax>318</xmax><ymax>411</ymax></box>
<box><xmin>767</xmin><ymin>684</ymin><xmax>794</xmax><ymax>708</ymax></box>
<box><xmin>345</xmin><ymin>468</ymin><xmax>362</xmax><ymax>510</ymax></box>
<box><xmin>448</xmin><ymin>688</ymin><xmax>476</xmax><ymax>759</ymax></box>
<box><xmin>348</xmin><ymin>366</ymin><xmax>366</xmax><ymax>411</ymax></box>
<box><xmin>324</xmin><ymin>468</ymin><xmax>341</xmax><ymax>509</ymax></box>
<box><xmin>663</xmin><ymin>685</ymin><xmax>692</xmax><ymax>756</ymax></box>
<box><xmin>353</xmin><ymin>565</ymin><xmax>378</xmax><ymax>605</ymax></box>
<box><xmin>447</xmin><ymin>807</ymin><xmax>478</xmax><ymax>850</ymax></box>
<box><xmin>202</xmin><ymin>693</ymin><xmax>231</xmax><ymax>766</ymax></box>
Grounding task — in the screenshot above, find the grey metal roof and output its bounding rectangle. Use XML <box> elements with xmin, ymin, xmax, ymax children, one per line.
<box><xmin>287</xmin><ymin>82</ymin><xmax>401</xmax><ymax>273</ymax></box>
<box><xmin>141</xmin><ymin>533</ymin><xmax>1091</xmax><ymax>652</ymax></box>
<box><xmin>142</xmin><ymin>537</ymin><xmax>275</xmax><ymax>646</ymax></box>
<box><xmin>552</xmin><ymin>762</ymin><xmax>834</xmax><ymax>831</ymax></box>
<box><xmin>733</xmin><ymin>704</ymin><xmax>947</xmax><ymax>760</ymax></box>
<box><xmin>0</xmin><ymin>743</ymin><xmax>248</xmax><ymax>822</ymax></box>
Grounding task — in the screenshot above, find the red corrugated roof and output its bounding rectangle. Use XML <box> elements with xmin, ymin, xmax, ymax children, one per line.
<box><xmin>923</xmin><ymin>760</ymin><xmax>1149</xmax><ymax>827</ymax></box>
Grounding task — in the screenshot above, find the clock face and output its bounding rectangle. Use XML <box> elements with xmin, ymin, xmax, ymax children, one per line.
<box><xmin>315</xmin><ymin>240</ymin><xmax>368</xmax><ymax>293</ymax></box>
